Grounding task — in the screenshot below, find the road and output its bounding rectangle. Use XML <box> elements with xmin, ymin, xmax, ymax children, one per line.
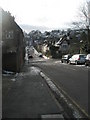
<box><xmin>30</xmin><ymin>57</ymin><xmax>89</xmax><ymax>116</ymax></box>
<box><xmin>2</xmin><ymin>46</ymin><xmax>89</xmax><ymax>118</ymax></box>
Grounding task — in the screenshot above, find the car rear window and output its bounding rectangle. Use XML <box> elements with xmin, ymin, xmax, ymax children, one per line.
<box><xmin>80</xmin><ymin>55</ymin><xmax>86</xmax><ymax>58</ymax></box>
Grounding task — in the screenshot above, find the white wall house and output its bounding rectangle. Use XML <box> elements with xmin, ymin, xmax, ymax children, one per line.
<box><xmin>42</xmin><ymin>44</ymin><xmax>49</xmax><ymax>53</ymax></box>
<box><xmin>55</xmin><ymin>35</ymin><xmax>70</xmax><ymax>54</ymax></box>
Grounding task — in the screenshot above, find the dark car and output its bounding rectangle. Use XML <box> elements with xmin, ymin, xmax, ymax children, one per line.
<box><xmin>38</xmin><ymin>53</ymin><xmax>43</xmax><ymax>58</ymax></box>
<box><xmin>85</xmin><ymin>54</ymin><xmax>90</xmax><ymax>66</ymax></box>
<box><xmin>61</xmin><ymin>54</ymin><xmax>72</xmax><ymax>63</ymax></box>
<box><xmin>28</xmin><ymin>54</ymin><xmax>33</xmax><ymax>59</ymax></box>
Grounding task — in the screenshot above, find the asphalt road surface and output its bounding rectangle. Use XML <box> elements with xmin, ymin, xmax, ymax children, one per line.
<box><xmin>31</xmin><ymin>58</ymin><xmax>89</xmax><ymax>116</ymax></box>
<box><xmin>2</xmin><ymin>53</ymin><xmax>89</xmax><ymax>118</ymax></box>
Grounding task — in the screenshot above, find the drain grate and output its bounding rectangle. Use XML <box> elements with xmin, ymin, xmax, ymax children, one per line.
<box><xmin>41</xmin><ymin>114</ymin><xmax>64</xmax><ymax>119</ymax></box>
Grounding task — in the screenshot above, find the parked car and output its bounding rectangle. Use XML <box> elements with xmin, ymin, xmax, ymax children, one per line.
<box><xmin>38</xmin><ymin>53</ymin><xmax>43</xmax><ymax>58</ymax></box>
<box><xmin>85</xmin><ymin>54</ymin><xmax>90</xmax><ymax>66</ymax></box>
<box><xmin>61</xmin><ymin>54</ymin><xmax>72</xmax><ymax>63</ymax></box>
<box><xmin>28</xmin><ymin>54</ymin><xmax>33</xmax><ymax>59</ymax></box>
<box><xmin>69</xmin><ymin>54</ymin><xmax>86</xmax><ymax>65</ymax></box>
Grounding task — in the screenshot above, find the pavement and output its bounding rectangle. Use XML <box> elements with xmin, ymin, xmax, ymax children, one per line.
<box><xmin>0</xmin><ymin>48</ymin><xmax>2</xmax><ymax>120</ymax></box>
<box><xmin>2</xmin><ymin>61</ymin><xmax>64</xmax><ymax>119</ymax></box>
<box><xmin>0</xmin><ymin>75</ymin><xmax>2</xmax><ymax>120</ymax></box>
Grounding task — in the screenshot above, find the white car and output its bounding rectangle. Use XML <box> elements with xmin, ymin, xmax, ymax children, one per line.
<box><xmin>69</xmin><ymin>54</ymin><xmax>86</xmax><ymax>65</ymax></box>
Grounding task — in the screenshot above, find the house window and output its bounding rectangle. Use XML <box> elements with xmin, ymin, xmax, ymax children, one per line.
<box><xmin>6</xmin><ymin>31</ymin><xmax>13</xmax><ymax>39</ymax></box>
<box><xmin>62</xmin><ymin>44</ymin><xmax>68</xmax><ymax>49</ymax></box>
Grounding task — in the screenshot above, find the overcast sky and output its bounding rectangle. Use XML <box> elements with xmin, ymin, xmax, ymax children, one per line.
<box><xmin>0</xmin><ymin>0</ymin><xmax>86</xmax><ymax>32</ymax></box>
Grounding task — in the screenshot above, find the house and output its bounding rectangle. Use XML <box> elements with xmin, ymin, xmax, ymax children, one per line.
<box><xmin>55</xmin><ymin>35</ymin><xmax>70</xmax><ymax>54</ymax></box>
<box><xmin>42</xmin><ymin>44</ymin><xmax>49</xmax><ymax>53</ymax></box>
<box><xmin>2</xmin><ymin>8</ymin><xmax>25</xmax><ymax>72</ymax></box>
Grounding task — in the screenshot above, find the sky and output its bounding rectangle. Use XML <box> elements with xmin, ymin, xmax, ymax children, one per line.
<box><xmin>0</xmin><ymin>0</ymin><xmax>87</xmax><ymax>32</ymax></box>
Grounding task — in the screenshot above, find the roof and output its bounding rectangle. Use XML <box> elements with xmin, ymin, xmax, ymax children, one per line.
<box><xmin>55</xmin><ymin>35</ymin><xmax>70</xmax><ymax>46</ymax></box>
<box><xmin>2</xmin><ymin>8</ymin><xmax>23</xmax><ymax>34</ymax></box>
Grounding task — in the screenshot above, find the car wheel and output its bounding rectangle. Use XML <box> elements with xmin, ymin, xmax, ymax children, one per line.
<box><xmin>67</xmin><ymin>60</ymin><xmax>69</xmax><ymax>64</ymax></box>
<box><xmin>85</xmin><ymin>62</ymin><xmax>88</xmax><ymax>66</ymax></box>
<box><xmin>61</xmin><ymin>60</ymin><xmax>63</xmax><ymax>63</ymax></box>
<box><xmin>68</xmin><ymin>60</ymin><xmax>71</xmax><ymax>64</ymax></box>
<box><xmin>75</xmin><ymin>61</ymin><xmax>78</xmax><ymax>65</ymax></box>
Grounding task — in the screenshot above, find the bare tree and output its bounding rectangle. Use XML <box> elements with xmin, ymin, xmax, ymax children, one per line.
<box><xmin>72</xmin><ymin>0</ymin><xmax>90</xmax><ymax>53</ymax></box>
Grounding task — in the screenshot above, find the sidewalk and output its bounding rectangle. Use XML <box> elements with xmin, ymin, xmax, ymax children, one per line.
<box><xmin>2</xmin><ymin>62</ymin><xmax>64</xmax><ymax>119</ymax></box>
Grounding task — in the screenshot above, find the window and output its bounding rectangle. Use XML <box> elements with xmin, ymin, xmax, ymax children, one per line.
<box><xmin>62</xmin><ymin>44</ymin><xmax>68</xmax><ymax>49</ymax></box>
<box><xmin>6</xmin><ymin>30</ymin><xmax>13</xmax><ymax>39</ymax></box>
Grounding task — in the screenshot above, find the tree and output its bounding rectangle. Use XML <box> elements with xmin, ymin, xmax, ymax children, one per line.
<box><xmin>72</xmin><ymin>1</ymin><xmax>90</xmax><ymax>53</ymax></box>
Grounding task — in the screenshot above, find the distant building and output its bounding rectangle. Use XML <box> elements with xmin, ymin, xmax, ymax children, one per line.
<box><xmin>42</xmin><ymin>44</ymin><xmax>49</xmax><ymax>53</ymax></box>
<box><xmin>55</xmin><ymin>35</ymin><xmax>70</xmax><ymax>54</ymax></box>
<box><xmin>2</xmin><ymin>8</ymin><xmax>25</xmax><ymax>72</ymax></box>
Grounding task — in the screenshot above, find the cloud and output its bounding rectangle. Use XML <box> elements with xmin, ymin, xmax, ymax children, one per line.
<box><xmin>0</xmin><ymin>0</ymin><xmax>85</xmax><ymax>29</ymax></box>
<box><xmin>20</xmin><ymin>24</ymin><xmax>51</xmax><ymax>33</ymax></box>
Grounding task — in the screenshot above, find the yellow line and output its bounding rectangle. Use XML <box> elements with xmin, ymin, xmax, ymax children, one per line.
<box><xmin>51</xmin><ymin>79</ymin><xmax>89</xmax><ymax>118</ymax></box>
<box><xmin>40</xmin><ymin>70</ymin><xmax>89</xmax><ymax>118</ymax></box>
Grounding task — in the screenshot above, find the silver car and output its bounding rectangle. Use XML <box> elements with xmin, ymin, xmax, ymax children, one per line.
<box><xmin>69</xmin><ymin>54</ymin><xmax>86</xmax><ymax>65</ymax></box>
<box><xmin>85</xmin><ymin>54</ymin><xmax>90</xmax><ymax>66</ymax></box>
